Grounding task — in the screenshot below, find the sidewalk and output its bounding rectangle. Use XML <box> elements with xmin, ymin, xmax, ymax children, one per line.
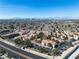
<box><xmin>61</xmin><ymin>47</ymin><xmax>75</xmax><ymax>59</ymax></box>
<box><xmin>0</xmin><ymin>38</ymin><xmax>16</xmax><ymax>46</ymax></box>
<box><xmin>24</xmin><ymin>48</ymin><xmax>51</xmax><ymax>59</ymax></box>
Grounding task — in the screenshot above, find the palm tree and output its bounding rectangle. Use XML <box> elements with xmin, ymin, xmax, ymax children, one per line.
<box><xmin>51</xmin><ymin>48</ymin><xmax>59</xmax><ymax>59</ymax></box>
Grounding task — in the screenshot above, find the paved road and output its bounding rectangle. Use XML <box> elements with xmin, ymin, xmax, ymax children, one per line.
<box><xmin>63</xmin><ymin>45</ymin><xmax>79</xmax><ymax>59</ymax></box>
<box><xmin>0</xmin><ymin>41</ymin><xmax>46</xmax><ymax>59</ymax></box>
<box><xmin>68</xmin><ymin>48</ymin><xmax>79</xmax><ymax>59</ymax></box>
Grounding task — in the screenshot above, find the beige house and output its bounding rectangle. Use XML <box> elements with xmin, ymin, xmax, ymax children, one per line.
<box><xmin>41</xmin><ymin>39</ymin><xmax>56</xmax><ymax>48</ymax></box>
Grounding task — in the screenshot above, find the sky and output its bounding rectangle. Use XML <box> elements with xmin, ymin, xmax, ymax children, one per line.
<box><xmin>0</xmin><ymin>0</ymin><xmax>79</xmax><ymax>19</ymax></box>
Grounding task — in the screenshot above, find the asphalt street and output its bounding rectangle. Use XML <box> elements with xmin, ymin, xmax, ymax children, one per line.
<box><xmin>0</xmin><ymin>41</ymin><xmax>46</xmax><ymax>59</ymax></box>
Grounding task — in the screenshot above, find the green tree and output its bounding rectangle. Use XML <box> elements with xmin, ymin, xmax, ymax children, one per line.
<box><xmin>47</xmin><ymin>35</ymin><xmax>51</xmax><ymax>40</ymax></box>
<box><xmin>38</xmin><ymin>47</ymin><xmax>48</xmax><ymax>53</ymax></box>
<box><xmin>30</xmin><ymin>36</ymin><xmax>36</xmax><ymax>40</ymax></box>
<box><xmin>23</xmin><ymin>39</ymin><xmax>31</xmax><ymax>48</ymax></box>
<box><xmin>51</xmin><ymin>48</ymin><xmax>59</xmax><ymax>59</ymax></box>
<box><xmin>0</xmin><ymin>48</ymin><xmax>6</xmax><ymax>56</ymax></box>
<box><xmin>14</xmin><ymin>38</ymin><xmax>23</xmax><ymax>45</ymax></box>
<box><xmin>47</xmin><ymin>43</ymin><xmax>52</xmax><ymax>47</ymax></box>
<box><xmin>37</xmin><ymin>32</ymin><xmax>44</xmax><ymax>40</ymax></box>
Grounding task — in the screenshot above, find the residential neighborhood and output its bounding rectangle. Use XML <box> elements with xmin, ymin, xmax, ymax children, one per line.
<box><xmin>0</xmin><ymin>19</ymin><xmax>79</xmax><ymax>59</ymax></box>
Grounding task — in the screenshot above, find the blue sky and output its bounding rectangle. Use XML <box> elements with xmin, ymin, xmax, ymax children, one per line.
<box><xmin>0</xmin><ymin>0</ymin><xmax>79</xmax><ymax>19</ymax></box>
